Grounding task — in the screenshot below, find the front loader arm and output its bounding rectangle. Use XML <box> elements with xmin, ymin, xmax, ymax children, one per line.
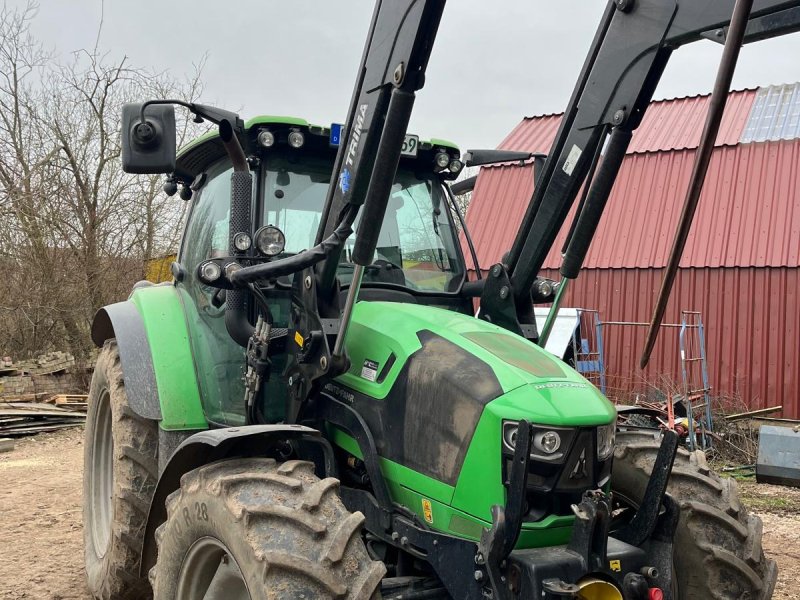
<box><xmin>480</xmin><ymin>0</ymin><xmax>800</xmax><ymax>333</ymax></box>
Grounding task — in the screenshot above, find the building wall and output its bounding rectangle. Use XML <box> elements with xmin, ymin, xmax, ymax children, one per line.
<box><xmin>534</xmin><ymin>267</ymin><xmax>800</xmax><ymax>419</ymax></box>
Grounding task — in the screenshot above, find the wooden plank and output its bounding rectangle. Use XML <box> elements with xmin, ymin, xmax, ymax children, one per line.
<box><xmin>1</xmin><ymin>422</ymin><xmax>84</xmax><ymax>436</ymax></box>
<box><xmin>0</xmin><ymin>408</ymin><xmax>86</xmax><ymax>419</ymax></box>
<box><xmin>724</xmin><ymin>405</ymin><xmax>783</xmax><ymax>421</ymax></box>
<box><xmin>51</xmin><ymin>394</ymin><xmax>89</xmax><ymax>405</ymax></box>
<box><xmin>1</xmin><ymin>401</ymin><xmax>79</xmax><ymax>412</ymax></box>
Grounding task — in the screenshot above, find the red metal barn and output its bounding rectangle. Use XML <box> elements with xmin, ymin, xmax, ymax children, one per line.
<box><xmin>464</xmin><ymin>85</ymin><xmax>800</xmax><ymax>419</ymax></box>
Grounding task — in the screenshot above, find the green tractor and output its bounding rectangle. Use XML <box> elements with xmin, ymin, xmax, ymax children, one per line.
<box><xmin>84</xmin><ymin>2</ymin><xmax>798</xmax><ymax>599</ymax></box>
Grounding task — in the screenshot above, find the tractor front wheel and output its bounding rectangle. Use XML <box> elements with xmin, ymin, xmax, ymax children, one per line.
<box><xmin>612</xmin><ymin>429</ymin><xmax>777</xmax><ymax>599</ymax></box>
<box><xmin>84</xmin><ymin>341</ymin><xmax>159</xmax><ymax>599</ymax></box>
<box><xmin>150</xmin><ymin>457</ymin><xmax>386</xmax><ymax>600</ymax></box>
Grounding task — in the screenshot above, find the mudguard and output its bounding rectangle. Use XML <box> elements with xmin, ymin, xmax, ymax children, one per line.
<box><xmin>139</xmin><ymin>424</ymin><xmax>328</xmax><ymax>575</ymax></box>
<box><xmin>91</xmin><ymin>283</ymin><xmax>207</xmax><ymax>430</ymax></box>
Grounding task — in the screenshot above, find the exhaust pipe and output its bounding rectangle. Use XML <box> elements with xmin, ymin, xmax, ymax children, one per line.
<box><xmin>219</xmin><ymin>119</ymin><xmax>256</xmax><ymax>347</ymax></box>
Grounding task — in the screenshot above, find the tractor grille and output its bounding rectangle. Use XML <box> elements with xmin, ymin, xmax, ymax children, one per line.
<box><xmin>502</xmin><ymin>428</ymin><xmax>613</xmax><ymax>522</ymax></box>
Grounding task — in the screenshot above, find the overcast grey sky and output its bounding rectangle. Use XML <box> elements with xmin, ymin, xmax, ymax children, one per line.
<box><xmin>17</xmin><ymin>1</ymin><xmax>800</xmax><ymax>149</ymax></box>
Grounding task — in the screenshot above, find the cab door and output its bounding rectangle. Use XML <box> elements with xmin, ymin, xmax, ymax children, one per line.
<box><xmin>175</xmin><ymin>159</ymin><xmax>248</xmax><ymax>425</ymax></box>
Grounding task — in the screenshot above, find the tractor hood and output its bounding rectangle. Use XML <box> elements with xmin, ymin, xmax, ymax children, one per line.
<box><xmin>336</xmin><ymin>301</ymin><xmax>615</xmax><ymax>426</ymax></box>
<box><xmin>330</xmin><ymin>301</ymin><xmax>616</xmax><ymax>539</ymax></box>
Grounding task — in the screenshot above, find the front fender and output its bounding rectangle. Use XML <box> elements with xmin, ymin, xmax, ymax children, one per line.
<box><xmin>91</xmin><ymin>284</ymin><xmax>207</xmax><ymax>430</ymax></box>
<box><xmin>139</xmin><ymin>424</ymin><xmax>327</xmax><ymax>576</ymax></box>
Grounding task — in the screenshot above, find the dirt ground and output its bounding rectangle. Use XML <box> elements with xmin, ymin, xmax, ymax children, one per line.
<box><xmin>1</xmin><ymin>428</ymin><xmax>799</xmax><ymax>599</ymax></box>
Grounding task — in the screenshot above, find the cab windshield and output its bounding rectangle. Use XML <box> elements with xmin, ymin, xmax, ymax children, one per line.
<box><xmin>261</xmin><ymin>155</ymin><xmax>464</xmax><ymax>293</ymax></box>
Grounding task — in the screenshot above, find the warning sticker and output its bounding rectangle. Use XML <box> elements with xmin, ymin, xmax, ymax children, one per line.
<box><xmin>422</xmin><ymin>498</ymin><xmax>434</xmax><ymax>524</ymax></box>
<box><xmin>562</xmin><ymin>144</ymin><xmax>583</xmax><ymax>176</ymax></box>
<box><xmin>361</xmin><ymin>359</ymin><xmax>379</xmax><ymax>382</ymax></box>
<box><xmin>609</xmin><ymin>559</ymin><xmax>621</xmax><ymax>572</ymax></box>
<box><xmin>294</xmin><ymin>331</ymin><xmax>305</xmax><ymax>348</ymax></box>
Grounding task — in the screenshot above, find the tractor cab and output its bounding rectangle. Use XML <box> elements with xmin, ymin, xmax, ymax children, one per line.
<box><xmin>171</xmin><ymin>117</ymin><xmax>472</xmax><ymax>426</ymax></box>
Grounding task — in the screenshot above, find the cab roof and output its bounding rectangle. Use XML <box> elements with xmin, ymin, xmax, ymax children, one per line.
<box><xmin>174</xmin><ymin>115</ymin><xmax>459</xmax><ymax>182</ymax></box>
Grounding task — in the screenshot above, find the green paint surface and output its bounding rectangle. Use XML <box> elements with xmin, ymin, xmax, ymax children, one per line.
<box><xmin>332</xmin><ymin>301</ymin><xmax>616</xmax><ymax>546</ymax></box>
<box><xmin>130</xmin><ymin>285</ymin><xmax>208</xmax><ymax>431</ymax></box>
<box><xmin>427</xmin><ymin>137</ymin><xmax>460</xmax><ymax>151</ymax></box>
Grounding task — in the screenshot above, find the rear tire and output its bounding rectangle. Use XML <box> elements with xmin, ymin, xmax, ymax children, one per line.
<box><xmin>151</xmin><ymin>457</ymin><xmax>386</xmax><ymax>600</ymax></box>
<box><xmin>84</xmin><ymin>341</ymin><xmax>159</xmax><ymax>599</ymax></box>
<box><xmin>612</xmin><ymin>429</ymin><xmax>777</xmax><ymax>599</ymax></box>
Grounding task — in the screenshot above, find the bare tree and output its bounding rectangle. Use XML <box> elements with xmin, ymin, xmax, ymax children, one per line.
<box><xmin>0</xmin><ymin>2</ymin><xmax>205</xmax><ymax>359</ymax></box>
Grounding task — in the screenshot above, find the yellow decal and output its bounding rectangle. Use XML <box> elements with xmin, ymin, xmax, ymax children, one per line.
<box><xmin>421</xmin><ymin>499</ymin><xmax>433</xmax><ymax>524</ymax></box>
<box><xmin>294</xmin><ymin>331</ymin><xmax>305</xmax><ymax>348</ymax></box>
<box><xmin>609</xmin><ymin>559</ymin><xmax>621</xmax><ymax>572</ymax></box>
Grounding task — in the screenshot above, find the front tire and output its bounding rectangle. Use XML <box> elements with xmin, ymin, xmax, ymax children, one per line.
<box><xmin>84</xmin><ymin>341</ymin><xmax>159</xmax><ymax>599</ymax></box>
<box><xmin>151</xmin><ymin>457</ymin><xmax>386</xmax><ymax>599</ymax></box>
<box><xmin>612</xmin><ymin>429</ymin><xmax>777</xmax><ymax>599</ymax></box>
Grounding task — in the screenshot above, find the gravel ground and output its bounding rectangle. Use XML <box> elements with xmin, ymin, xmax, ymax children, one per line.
<box><xmin>1</xmin><ymin>428</ymin><xmax>798</xmax><ymax>599</ymax></box>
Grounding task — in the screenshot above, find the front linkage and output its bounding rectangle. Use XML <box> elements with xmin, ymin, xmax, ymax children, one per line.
<box><xmin>475</xmin><ymin>424</ymin><xmax>680</xmax><ymax>600</ymax></box>
<box><xmin>319</xmin><ymin>401</ymin><xmax>681</xmax><ymax>599</ymax></box>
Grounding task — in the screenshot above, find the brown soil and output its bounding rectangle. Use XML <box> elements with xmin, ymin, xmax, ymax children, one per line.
<box><xmin>0</xmin><ymin>428</ymin><xmax>89</xmax><ymax>599</ymax></box>
<box><xmin>0</xmin><ymin>429</ymin><xmax>798</xmax><ymax>599</ymax></box>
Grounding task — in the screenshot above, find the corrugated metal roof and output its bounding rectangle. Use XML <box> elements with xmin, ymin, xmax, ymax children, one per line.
<box><xmin>496</xmin><ymin>89</ymin><xmax>756</xmax><ymax>156</ymax></box>
<box><xmin>741</xmin><ymin>83</ymin><xmax>800</xmax><ymax>143</ymax></box>
<box><xmin>465</xmin><ymin>139</ymin><xmax>800</xmax><ymax>269</ymax></box>
<box><xmin>498</xmin><ymin>113</ymin><xmax>562</xmax><ymax>155</ymax></box>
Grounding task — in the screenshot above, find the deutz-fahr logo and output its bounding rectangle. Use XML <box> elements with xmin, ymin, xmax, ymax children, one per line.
<box><xmin>569</xmin><ymin>448</ymin><xmax>588</xmax><ymax>480</ymax></box>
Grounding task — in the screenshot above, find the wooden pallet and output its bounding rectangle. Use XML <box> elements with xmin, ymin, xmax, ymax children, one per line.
<box><xmin>47</xmin><ymin>394</ymin><xmax>88</xmax><ymax>407</ymax></box>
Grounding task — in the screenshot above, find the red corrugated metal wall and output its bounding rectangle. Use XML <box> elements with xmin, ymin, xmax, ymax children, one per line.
<box><xmin>535</xmin><ymin>267</ymin><xmax>800</xmax><ymax>419</ymax></box>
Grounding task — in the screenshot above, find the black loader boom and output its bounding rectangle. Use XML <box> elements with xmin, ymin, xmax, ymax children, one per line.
<box><xmin>478</xmin><ymin>0</ymin><xmax>800</xmax><ymax>346</ymax></box>
<box><xmin>230</xmin><ymin>0</ymin><xmax>800</xmax><ymax>388</ymax></box>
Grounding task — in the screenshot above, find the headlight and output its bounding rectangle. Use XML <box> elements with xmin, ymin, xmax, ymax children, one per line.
<box><xmin>288</xmin><ymin>130</ymin><xmax>305</xmax><ymax>148</ymax></box>
<box><xmin>198</xmin><ymin>260</ymin><xmax>222</xmax><ymax>283</ymax></box>
<box><xmin>254</xmin><ymin>225</ymin><xmax>286</xmax><ymax>257</ymax></box>
<box><xmin>597</xmin><ymin>423</ymin><xmax>616</xmax><ymax>461</ymax></box>
<box><xmin>257</xmin><ymin>130</ymin><xmax>275</xmax><ymax>148</ymax></box>
<box><xmin>232</xmin><ymin>231</ymin><xmax>251</xmax><ymax>252</ymax></box>
<box><xmin>502</xmin><ymin>421</ymin><xmax>567</xmax><ymax>459</ymax></box>
<box><xmin>538</xmin><ymin>430</ymin><xmax>561</xmax><ymax>454</ymax></box>
<box><xmin>435</xmin><ymin>151</ymin><xmax>450</xmax><ymax>169</ymax></box>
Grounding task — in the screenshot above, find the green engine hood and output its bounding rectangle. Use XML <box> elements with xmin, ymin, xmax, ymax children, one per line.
<box><xmin>337</xmin><ymin>301</ymin><xmax>615</xmax><ymax>425</ymax></box>
<box><xmin>330</xmin><ymin>301</ymin><xmax>615</xmax><ymax>544</ymax></box>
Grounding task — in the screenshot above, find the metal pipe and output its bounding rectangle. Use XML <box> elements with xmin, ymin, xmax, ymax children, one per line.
<box><xmin>600</xmin><ymin>321</ymin><xmax>694</xmax><ymax>328</ymax></box>
<box><xmin>538</xmin><ymin>278</ymin><xmax>570</xmax><ymax>348</ymax></box>
<box><xmin>444</xmin><ymin>184</ymin><xmax>482</xmax><ymax>279</ymax></box>
<box><xmin>219</xmin><ymin>119</ymin><xmax>247</xmax><ymax>173</ymax></box>
<box><xmin>640</xmin><ymin>0</ymin><xmax>754</xmax><ymax>369</ymax></box>
<box><xmin>219</xmin><ymin>118</ymin><xmax>256</xmax><ymax>348</ymax></box>
<box><xmin>332</xmin><ymin>264</ymin><xmax>365</xmax><ymax>358</ymax></box>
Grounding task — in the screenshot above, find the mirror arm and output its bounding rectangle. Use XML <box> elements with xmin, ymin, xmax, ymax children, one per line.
<box><xmin>139</xmin><ymin>99</ymin><xmax>244</xmax><ymax>132</ymax></box>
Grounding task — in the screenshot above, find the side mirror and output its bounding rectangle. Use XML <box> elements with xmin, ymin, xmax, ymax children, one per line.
<box><xmin>121</xmin><ymin>102</ymin><xmax>176</xmax><ymax>174</ymax></box>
